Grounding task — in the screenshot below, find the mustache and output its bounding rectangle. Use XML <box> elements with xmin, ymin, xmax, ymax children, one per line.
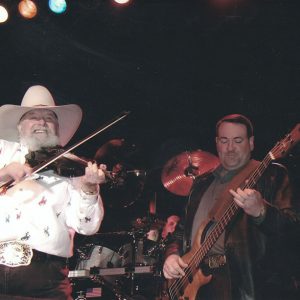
<box><xmin>225</xmin><ymin>151</ymin><xmax>237</xmax><ymax>156</ymax></box>
<box><xmin>31</xmin><ymin>126</ymin><xmax>49</xmax><ymax>133</ymax></box>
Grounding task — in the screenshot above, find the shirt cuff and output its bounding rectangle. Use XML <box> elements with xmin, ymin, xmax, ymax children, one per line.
<box><xmin>80</xmin><ymin>189</ymin><xmax>99</xmax><ymax>204</ymax></box>
<box><xmin>252</xmin><ymin>203</ymin><xmax>267</xmax><ymax>225</ymax></box>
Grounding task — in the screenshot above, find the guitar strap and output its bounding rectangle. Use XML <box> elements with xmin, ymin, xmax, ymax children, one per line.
<box><xmin>208</xmin><ymin>159</ymin><xmax>260</xmax><ymax>221</ymax></box>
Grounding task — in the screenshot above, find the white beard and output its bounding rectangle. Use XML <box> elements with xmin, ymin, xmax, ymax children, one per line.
<box><xmin>19</xmin><ymin>132</ymin><xmax>60</xmax><ymax>151</ymax></box>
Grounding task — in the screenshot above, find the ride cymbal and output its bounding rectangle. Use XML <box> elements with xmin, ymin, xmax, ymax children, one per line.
<box><xmin>161</xmin><ymin>149</ymin><xmax>219</xmax><ymax>196</ymax></box>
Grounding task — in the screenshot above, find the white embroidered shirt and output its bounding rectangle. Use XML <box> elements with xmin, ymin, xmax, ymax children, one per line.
<box><xmin>0</xmin><ymin>139</ymin><xmax>104</xmax><ymax>257</ymax></box>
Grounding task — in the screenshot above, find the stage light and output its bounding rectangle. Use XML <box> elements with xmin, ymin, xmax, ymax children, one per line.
<box><xmin>18</xmin><ymin>0</ymin><xmax>37</xmax><ymax>19</ymax></box>
<box><xmin>211</xmin><ymin>0</ymin><xmax>236</xmax><ymax>9</ymax></box>
<box><xmin>48</xmin><ymin>0</ymin><xmax>67</xmax><ymax>14</ymax></box>
<box><xmin>0</xmin><ymin>5</ymin><xmax>8</xmax><ymax>23</ymax></box>
<box><xmin>114</xmin><ymin>0</ymin><xmax>131</xmax><ymax>5</ymax></box>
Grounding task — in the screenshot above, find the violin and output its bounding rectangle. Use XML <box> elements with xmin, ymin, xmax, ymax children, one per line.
<box><xmin>0</xmin><ymin>111</ymin><xmax>130</xmax><ymax>195</ymax></box>
<box><xmin>25</xmin><ymin>146</ymin><xmax>87</xmax><ymax>177</ymax></box>
<box><xmin>25</xmin><ymin>147</ymin><xmax>116</xmax><ymax>179</ymax></box>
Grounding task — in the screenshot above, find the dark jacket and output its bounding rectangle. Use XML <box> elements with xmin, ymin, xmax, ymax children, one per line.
<box><xmin>165</xmin><ymin>162</ymin><xmax>300</xmax><ymax>300</ymax></box>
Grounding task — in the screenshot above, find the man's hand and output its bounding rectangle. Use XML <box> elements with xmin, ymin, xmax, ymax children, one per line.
<box><xmin>230</xmin><ymin>187</ymin><xmax>266</xmax><ymax>217</ymax></box>
<box><xmin>163</xmin><ymin>254</ymin><xmax>188</xmax><ymax>279</ymax></box>
<box><xmin>0</xmin><ymin>162</ymin><xmax>32</xmax><ymax>182</ymax></box>
<box><xmin>81</xmin><ymin>162</ymin><xmax>106</xmax><ymax>194</ymax></box>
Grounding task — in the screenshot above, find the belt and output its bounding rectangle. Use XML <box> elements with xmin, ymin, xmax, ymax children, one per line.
<box><xmin>203</xmin><ymin>254</ymin><xmax>227</xmax><ymax>269</ymax></box>
<box><xmin>32</xmin><ymin>249</ymin><xmax>67</xmax><ymax>265</ymax></box>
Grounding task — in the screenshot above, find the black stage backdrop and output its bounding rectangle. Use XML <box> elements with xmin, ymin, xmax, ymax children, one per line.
<box><xmin>0</xmin><ymin>1</ymin><xmax>300</xmax><ymax>297</ymax></box>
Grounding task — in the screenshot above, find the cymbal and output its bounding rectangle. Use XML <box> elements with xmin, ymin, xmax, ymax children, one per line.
<box><xmin>161</xmin><ymin>149</ymin><xmax>219</xmax><ymax>196</ymax></box>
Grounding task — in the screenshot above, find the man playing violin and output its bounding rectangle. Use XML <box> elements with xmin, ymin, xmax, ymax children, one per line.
<box><xmin>0</xmin><ymin>85</ymin><xmax>106</xmax><ymax>299</ymax></box>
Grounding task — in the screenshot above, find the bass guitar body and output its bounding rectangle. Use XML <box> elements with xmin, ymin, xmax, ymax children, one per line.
<box><xmin>167</xmin><ymin>219</ymin><xmax>213</xmax><ymax>300</ymax></box>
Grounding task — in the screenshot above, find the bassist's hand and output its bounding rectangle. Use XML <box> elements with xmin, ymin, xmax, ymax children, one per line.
<box><xmin>230</xmin><ymin>187</ymin><xmax>266</xmax><ymax>218</ymax></box>
<box><xmin>163</xmin><ymin>254</ymin><xmax>188</xmax><ymax>279</ymax></box>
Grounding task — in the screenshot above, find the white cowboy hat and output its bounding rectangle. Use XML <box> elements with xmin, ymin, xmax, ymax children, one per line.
<box><xmin>0</xmin><ymin>85</ymin><xmax>83</xmax><ymax>146</ymax></box>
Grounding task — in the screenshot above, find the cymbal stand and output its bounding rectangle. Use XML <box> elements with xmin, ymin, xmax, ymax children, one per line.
<box><xmin>74</xmin><ymin>291</ymin><xmax>86</xmax><ymax>300</ymax></box>
<box><xmin>104</xmin><ymin>277</ymin><xmax>135</xmax><ymax>300</ymax></box>
<box><xmin>128</xmin><ymin>229</ymin><xmax>147</xmax><ymax>297</ymax></box>
<box><xmin>87</xmin><ymin>272</ymin><xmax>135</xmax><ymax>300</ymax></box>
<box><xmin>130</xmin><ymin>230</ymin><xmax>140</xmax><ymax>296</ymax></box>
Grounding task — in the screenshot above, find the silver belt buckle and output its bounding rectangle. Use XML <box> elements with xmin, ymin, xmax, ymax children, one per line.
<box><xmin>208</xmin><ymin>254</ymin><xmax>227</xmax><ymax>269</ymax></box>
<box><xmin>0</xmin><ymin>241</ymin><xmax>33</xmax><ymax>267</ymax></box>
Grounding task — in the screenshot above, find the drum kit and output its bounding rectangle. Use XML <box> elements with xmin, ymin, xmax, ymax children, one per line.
<box><xmin>69</xmin><ymin>140</ymin><xmax>219</xmax><ymax>300</ymax></box>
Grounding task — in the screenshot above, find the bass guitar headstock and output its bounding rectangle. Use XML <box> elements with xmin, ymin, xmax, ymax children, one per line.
<box><xmin>269</xmin><ymin>123</ymin><xmax>300</xmax><ymax>161</ymax></box>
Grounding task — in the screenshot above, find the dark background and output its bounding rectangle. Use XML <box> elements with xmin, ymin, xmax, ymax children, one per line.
<box><xmin>0</xmin><ymin>0</ymin><xmax>299</xmax><ymax>225</ymax></box>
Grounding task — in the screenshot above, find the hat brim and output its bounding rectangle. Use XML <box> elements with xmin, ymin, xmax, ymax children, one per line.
<box><xmin>0</xmin><ymin>104</ymin><xmax>82</xmax><ymax>146</ymax></box>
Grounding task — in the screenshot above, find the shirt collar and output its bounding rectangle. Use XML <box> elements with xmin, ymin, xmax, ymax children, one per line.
<box><xmin>213</xmin><ymin>163</ymin><xmax>247</xmax><ymax>184</ymax></box>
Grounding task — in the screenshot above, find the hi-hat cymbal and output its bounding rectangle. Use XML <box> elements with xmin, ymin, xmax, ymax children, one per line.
<box><xmin>161</xmin><ymin>149</ymin><xmax>219</xmax><ymax>196</ymax></box>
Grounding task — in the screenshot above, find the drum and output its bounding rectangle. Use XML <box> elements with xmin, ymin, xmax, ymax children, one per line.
<box><xmin>76</xmin><ymin>245</ymin><xmax>122</xmax><ymax>270</ymax></box>
<box><xmin>73</xmin><ymin>231</ymin><xmax>134</xmax><ymax>268</ymax></box>
<box><xmin>119</xmin><ymin>240</ymin><xmax>157</xmax><ymax>267</ymax></box>
<box><xmin>71</xmin><ymin>239</ymin><xmax>158</xmax><ymax>299</ymax></box>
<box><xmin>71</xmin><ymin>244</ymin><xmax>124</xmax><ymax>300</ymax></box>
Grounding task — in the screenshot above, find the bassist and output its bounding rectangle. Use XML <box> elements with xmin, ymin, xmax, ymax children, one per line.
<box><xmin>163</xmin><ymin>114</ymin><xmax>300</xmax><ymax>300</ymax></box>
